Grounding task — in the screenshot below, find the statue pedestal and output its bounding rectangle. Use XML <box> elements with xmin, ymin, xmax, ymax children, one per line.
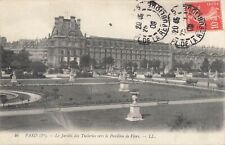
<box><xmin>119</xmin><ymin>81</ymin><xmax>129</xmax><ymax>92</ymax></box>
<box><xmin>93</xmin><ymin>71</ymin><xmax>98</xmax><ymax>77</ymax></box>
<box><xmin>11</xmin><ymin>75</ymin><xmax>17</xmax><ymax>83</ymax></box>
<box><xmin>118</xmin><ymin>74</ymin><xmax>122</xmax><ymax>81</ymax></box>
<box><xmin>126</xmin><ymin>103</ymin><xmax>143</xmax><ymax>121</ymax></box>
<box><xmin>69</xmin><ymin>75</ymin><xmax>75</xmax><ymax>82</ymax></box>
<box><xmin>68</xmin><ymin>70</ymin><xmax>76</xmax><ymax>82</ymax></box>
<box><xmin>182</xmin><ymin>77</ymin><xmax>187</xmax><ymax>81</ymax></box>
<box><xmin>126</xmin><ymin>91</ymin><xmax>143</xmax><ymax>121</ymax></box>
<box><xmin>214</xmin><ymin>71</ymin><xmax>218</xmax><ymax>81</ymax></box>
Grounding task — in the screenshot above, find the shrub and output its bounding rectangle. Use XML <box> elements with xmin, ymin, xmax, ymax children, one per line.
<box><xmin>144</xmin><ymin>73</ymin><xmax>152</xmax><ymax>78</ymax></box>
<box><xmin>171</xmin><ymin>114</ymin><xmax>192</xmax><ymax>130</ymax></box>
<box><xmin>48</xmin><ymin>68</ymin><xmax>55</xmax><ymax>74</ymax></box>
<box><xmin>161</xmin><ymin>72</ymin><xmax>176</xmax><ymax>78</ymax></box>
<box><xmin>76</xmin><ymin>71</ymin><xmax>93</xmax><ymax>78</ymax></box>
<box><xmin>106</xmin><ymin>94</ymin><xmax>111</xmax><ymax>98</ymax></box>
<box><xmin>192</xmin><ymin>72</ymin><xmax>208</xmax><ymax>78</ymax></box>
<box><xmin>216</xmin><ymin>81</ymin><xmax>224</xmax><ymax>88</ymax></box>
<box><xmin>122</xmin><ymin>94</ymin><xmax>127</xmax><ymax>98</ymax></box>
<box><xmin>14</xmin><ymin>69</ymin><xmax>24</xmax><ymax>79</ymax></box>
<box><xmin>186</xmin><ymin>78</ymin><xmax>198</xmax><ymax>85</ymax></box>
<box><xmin>0</xmin><ymin>95</ymin><xmax>8</xmax><ymax>107</ymax></box>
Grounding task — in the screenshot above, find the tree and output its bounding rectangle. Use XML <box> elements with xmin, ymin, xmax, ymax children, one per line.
<box><xmin>125</xmin><ymin>61</ymin><xmax>132</xmax><ymax>69</ymax></box>
<box><xmin>153</xmin><ymin>60</ymin><xmax>160</xmax><ymax>70</ymax></box>
<box><xmin>59</xmin><ymin>61</ymin><xmax>68</xmax><ymax>69</ymax></box>
<box><xmin>200</xmin><ymin>58</ymin><xmax>210</xmax><ymax>72</ymax></box>
<box><xmin>16</xmin><ymin>49</ymin><xmax>30</xmax><ymax>71</ymax></box>
<box><xmin>90</xmin><ymin>58</ymin><xmax>97</xmax><ymax>66</ymax></box>
<box><xmin>102</xmin><ymin>56</ymin><xmax>114</xmax><ymax>70</ymax></box>
<box><xmin>11</xmin><ymin>49</ymin><xmax>31</xmax><ymax>71</ymax></box>
<box><xmin>29</xmin><ymin>61</ymin><xmax>47</xmax><ymax>76</ymax></box>
<box><xmin>53</xmin><ymin>87</ymin><xmax>59</xmax><ymax>99</ymax></box>
<box><xmin>149</xmin><ymin>59</ymin><xmax>160</xmax><ymax>72</ymax></box>
<box><xmin>174</xmin><ymin>60</ymin><xmax>183</xmax><ymax>70</ymax></box>
<box><xmin>140</xmin><ymin>59</ymin><xmax>148</xmax><ymax>69</ymax></box>
<box><xmin>103</xmin><ymin>56</ymin><xmax>114</xmax><ymax>66</ymax></box>
<box><xmin>183</xmin><ymin>61</ymin><xmax>193</xmax><ymax>72</ymax></box>
<box><xmin>0</xmin><ymin>59</ymin><xmax>1</xmax><ymax>79</ymax></box>
<box><xmin>0</xmin><ymin>47</ymin><xmax>14</xmax><ymax>70</ymax></box>
<box><xmin>0</xmin><ymin>95</ymin><xmax>8</xmax><ymax>108</ymax></box>
<box><xmin>132</xmin><ymin>62</ymin><xmax>138</xmax><ymax>71</ymax></box>
<box><xmin>80</xmin><ymin>55</ymin><xmax>91</xmax><ymax>68</ymax></box>
<box><xmin>210</xmin><ymin>59</ymin><xmax>225</xmax><ymax>73</ymax></box>
<box><xmin>124</xmin><ymin>61</ymin><xmax>138</xmax><ymax>72</ymax></box>
<box><xmin>10</xmin><ymin>60</ymin><xmax>21</xmax><ymax>70</ymax></box>
<box><xmin>0</xmin><ymin>47</ymin><xmax>14</xmax><ymax>78</ymax></box>
<box><xmin>69</xmin><ymin>60</ymin><xmax>79</xmax><ymax>69</ymax></box>
<box><xmin>173</xmin><ymin>60</ymin><xmax>193</xmax><ymax>72</ymax></box>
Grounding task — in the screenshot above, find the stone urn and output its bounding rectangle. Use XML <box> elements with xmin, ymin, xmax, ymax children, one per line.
<box><xmin>126</xmin><ymin>90</ymin><xmax>143</xmax><ymax>121</ymax></box>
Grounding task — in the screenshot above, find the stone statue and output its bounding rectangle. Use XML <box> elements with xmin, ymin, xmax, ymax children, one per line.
<box><xmin>121</xmin><ymin>69</ymin><xmax>127</xmax><ymax>81</ymax></box>
<box><xmin>214</xmin><ymin>70</ymin><xmax>218</xmax><ymax>81</ymax></box>
<box><xmin>118</xmin><ymin>69</ymin><xmax>129</xmax><ymax>92</ymax></box>
<box><xmin>182</xmin><ymin>71</ymin><xmax>187</xmax><ymax>81</ymax></box>
<box><xmin>11</xmin><ymin>71</ymin><xmax>17</xmax><ymax>83</ymax></box>
<box><xmin>68</xmin><ymin>70</ymin><xmax>75</xmax><ymax>82</ymax></box>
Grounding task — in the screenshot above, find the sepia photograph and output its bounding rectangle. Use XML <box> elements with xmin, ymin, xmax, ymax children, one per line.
<box><xmin>0</xmin><ymin>0</ymin><xmax>225</xmax><ymax>144</ymax></box>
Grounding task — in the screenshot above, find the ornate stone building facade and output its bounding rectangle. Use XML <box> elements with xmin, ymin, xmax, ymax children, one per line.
<box><xmin>5</xmin><ymin>39</ymin><xmax>48</xmax><ymax>64</ymax></box>
<box><xmin>174</xmin><ymin>47</ymin><xmax>225</xmax><ymax>70</ymax></box>
<box><xmin>0</xmin><ymin>36</ymin><xmax>7</xmax><ymax>48</ymax></box>
<box><xmin>47</xmin><ymin>16</ymin><xmax>171</xmax><ymax>68</ymax></box>
<box><xmin>45</xmin><ymin>16</ymin><xmax>225</xmax><ymax>70</ymax></box>
<box><xmin>3</xmin><ymin>16</ymin><xmax>224</xmax><ymax>71</ymax></box>
<box><xmin>47</xmin><ymin>16</ymin><xmax>86</xmax><ymax>67</ymax></box>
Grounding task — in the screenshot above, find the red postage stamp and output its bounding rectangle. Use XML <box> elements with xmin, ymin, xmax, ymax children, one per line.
<box><xmin>185</xmin><ymin>0</ymin><xmax>223</xmax><ymax>31</ymax></box>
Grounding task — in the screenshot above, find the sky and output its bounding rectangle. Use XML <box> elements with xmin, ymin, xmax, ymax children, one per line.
<box><xmin>0</xmin><ymin>0</ymin><xmax>225</xmax><ymax>48</ymax></box>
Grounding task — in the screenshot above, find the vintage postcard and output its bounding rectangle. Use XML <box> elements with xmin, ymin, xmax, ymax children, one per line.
<box><xmin>0</xmin><ymin>0</ymin><xmax>225</xmax><ymax>144</ymax></box>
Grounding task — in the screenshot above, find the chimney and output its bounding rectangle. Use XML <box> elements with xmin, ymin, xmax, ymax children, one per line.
<box><xmin>55</xmin><ymin>17</ymin><xmax>59</xmax><ymax>24</ymax></box>
<box><xmin>77</xmin><ymin>19</ymin><xmax>81</xmax><ymax>29</ymax></box>
<box><xmin>70</xmin><ymin>16</ymin><xmax>76</xmax><ymax>24</ymax></box>
<box><xmin>70</xmin><ymin>16</ymin><xmax>76</xmax><ymax>33</ymax></box>
<box><xmin>70</xmin><ymin>16</ymin><xmax>75</xmax><ymax>20</ymax></box>
<box><xmin>59</xmin><ymin>16</ymin><xmax>64</xmax><ymax>22</ymax></box>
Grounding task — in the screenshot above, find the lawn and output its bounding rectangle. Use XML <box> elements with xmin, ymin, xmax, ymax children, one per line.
<box><xmin>6</xmin><ymin>93</ymin><xmax>30</xmax><ymax>103</ymax></box>
<box><xmin>0</xmin><ymin>102</ymin><xmax>223</xmax><ymax>131</ymax></box>
<box><xmin>0</xmin><ymin>77</ymin><xmax>119</xmax><ymax>85</ymax></box>
<box><xmin>1</xmin><ymin>78</ymin><xmax>224</xmax><ymax>109</ymax></box>
<box><xmin>0</xmin><ymin>92</ymin><xmax>30</xmax><ymax>106</ymax></box>
<box><xmin>66</xmin><ymin>102</ymin><xmax>224</xmax><ymax>131</ymax></box>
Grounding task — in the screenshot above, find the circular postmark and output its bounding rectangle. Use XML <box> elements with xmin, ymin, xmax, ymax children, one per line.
<box><xmin>170</xmin><ymin>3</ymin><xmax>206</xmax><ymax>48</ymax></box>
<box><xmin>134</xmin><ymin>0</ymin><xmax>170</xmax><ymax>44</ymax></box>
